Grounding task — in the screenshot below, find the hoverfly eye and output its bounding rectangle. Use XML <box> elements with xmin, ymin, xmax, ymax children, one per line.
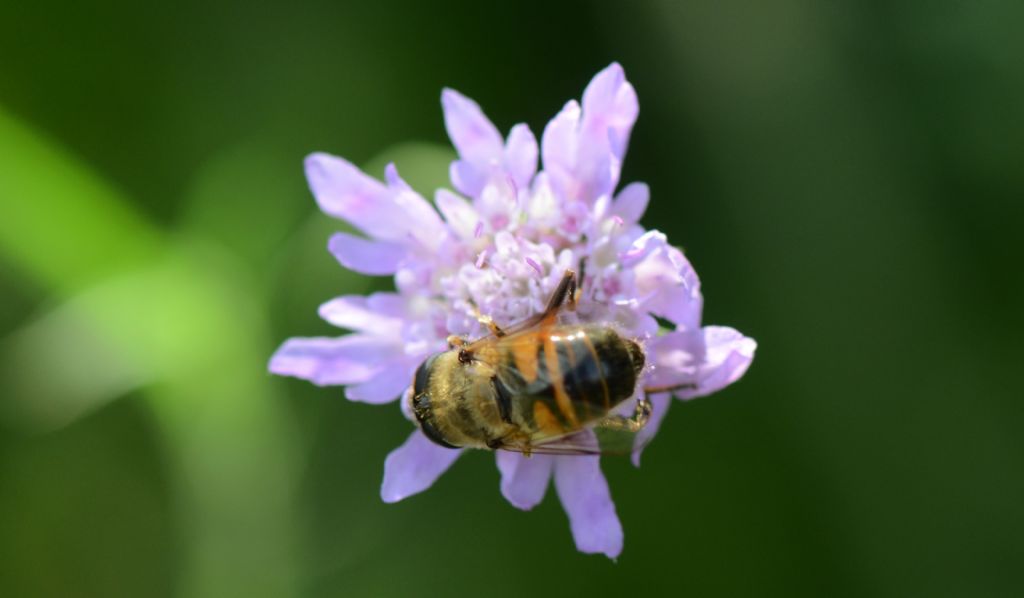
<box><xmin>408</xmin><ymin>352</ymin><xmax>457</xmax><ymax>449</ymax></box>
<box><xmin>412</xmin><ymin>354</ymin><xmax>438</xmax><ymax>399</ymax></box>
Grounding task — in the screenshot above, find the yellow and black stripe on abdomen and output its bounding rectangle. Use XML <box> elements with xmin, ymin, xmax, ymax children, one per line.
<box><xmin>497</xmin><ymin>328</ymin><xmax>639</xmax><ymax>431</ymax></box>
<box><xmin>497</xmin><ymin>343</ymin><xmax>568</xmax><ymax>431</ymax></box>
<box><xmin>556</xmin><ymin>329</ymin><xmax>638</xmax><ymax>421</ymax></box>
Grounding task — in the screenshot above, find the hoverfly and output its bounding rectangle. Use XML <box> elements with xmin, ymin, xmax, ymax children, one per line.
<box><xmin>408</xmin><ymin>269</ymin><xmax>693</xmax><ymax>455</ymax></box>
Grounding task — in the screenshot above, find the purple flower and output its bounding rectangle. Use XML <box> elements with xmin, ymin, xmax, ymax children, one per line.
<box><xmin>270</xmin><ymin>63</ymin><xmax>756</xmax><ymax>559</ymax></box>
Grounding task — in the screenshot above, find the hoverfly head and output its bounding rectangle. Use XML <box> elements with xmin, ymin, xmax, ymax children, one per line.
<box><xmin>411</xmin><ymin>352</ymin><xmax>459</xmax><ymax>449</ymax></box>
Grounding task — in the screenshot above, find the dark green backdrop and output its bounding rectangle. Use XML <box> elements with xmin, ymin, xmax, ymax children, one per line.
<box><xmin>2</xmin><ymin>1</ymin><xmax>1022</xmax><ymax>596</ymax></box>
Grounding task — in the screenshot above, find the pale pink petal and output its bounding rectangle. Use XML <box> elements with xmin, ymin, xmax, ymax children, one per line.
<box><xmin>318</xmin><ymin>293</ymin><xmax>405</xmax><ymax>334</ymax></box>
<box><xmin>581</xmin><ymin>152</ymin><xmax>612</xmax><ymax>205</ymax></box>
<box><xmin>386</xmin><ymin>164</ymin><xmax>445</xmax><ymax>247</ymax></box>
<box><xmin>327</xmin><ymin>232</ymin><xmax>406</xmax><ymax>276</ymax></box>
<box><xmin>381</xmin><ymin>430</ymin><xmax>463</xmax><ymax>503</ymax></box>
<box><xmin>474</xmin><ymin>181</ymin><xmax>517</xmax><ymax>232</ymax></box>
<box><xmin>626</xmin><ymin>231</ymin><xmax>703</xmax><ymax>330</ymax></box>
<box><xmin>612</xmin><ymin>182</ymin><xmax>649</xmax><ymax>225</ymax></box>
<box><xmin>523</xmin><ymin>172</ymin><xmax>561</xmax><ymax>227</ymax></box>
<box><xmin>646</xmin><ymin>329</ymin><xmax>704</xmax><ymax>389</ymax></box>
<box><xmin>449</xmin><ymin>159</ymin><xmax>488</xmax><ymax>198</ymax></box>
<box><xmin>268</xmin><ymin>335</ymin><xmax>397</xmax><ymax>386</ymax></box>
<box><xmin>540</xmin><ymin>64</ymin><xmax>638</xmax><ymax>204</ymax></box>
<box><xmin>306</xmin><ymin>153</ymin><xmax>441</xmax><ymax>244</ymax></box>
<box><xmin>305</xmin><ymin>153</ymin><xmax>408</xmax><ymax>241</ymax></box>
<box><xmin>631</xmin><ymin>392</ymin><xmax>672</xmax><ymax>467</ymax></box>
<box><xmin>435</xmin><ymin>189</ymin><xmax>480</xmax><ymax>240</ymax></box>
<box><xmin>619</xmin><ymin>228</ymin><xmax>661</xmax><ymax>264</ymax></box>
<box><xmin>581</xmin><ymin>62</ymin><xmax>638</xmax><ymax>162</ymax></box>
<box><xmin>504</xmin><ymin>123</ymin><xmax>538</xmax><ymax>189</ymax></box>
<box><xmin>540</xmin><ymin>99</ymin><xmax>581</xmax><ymax>198</ymax></box>
<box><xmin>383</xmin><ymin>162</ymin><xmax>412</xmax><ymax>191</ymax></box>
<box><xmin>441</xmin><ymin>88</ymin><xmax>503</xmax><ymax>165</ymax></box>
<box><xmin>554</xmin><ymin>454</ymin><xmax>623</xmax><ymax>559</ymax></box>
<box><xmin>305</xmin><ymin>152</ymin><xmax>386</xmax><ymax>227</ymax></box>
<box><xmin>680</xmin><ymin>326</ymin><xmax>757</xmax><ymax>399</ymax></box>
<box><xmin>346</xmin><ymin>357</ymin><xmax>418</xmax><ymax>403</ymax></box>
<box><xmin>496</xmin><ymin>452</ymin><xmax>554</xmax><ymax>510</ymax></box>
<box><xmin>646</xmin><ymin>327</ymin><xmax>756</xmax><ymax>401</ymax></box>
<box><xmin>556</xmin><ymin>134</ymin><xmax>611</xmax><ymax>205</ymax></box>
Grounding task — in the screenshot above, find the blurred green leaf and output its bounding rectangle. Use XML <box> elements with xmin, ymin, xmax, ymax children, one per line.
<box><xmin>0</xmin><ymin>106</ymin><xmax>162</xmax><ymax>295</ymax></box>
<box><xmin>180</xmin><ymin>141</ymin><xmax>310</xmax><ymax>269</ymax></box>
<box><xmin>0</xmin><ymin>105</ymin><xmax>303</xmax><ymax>598</ymax></box>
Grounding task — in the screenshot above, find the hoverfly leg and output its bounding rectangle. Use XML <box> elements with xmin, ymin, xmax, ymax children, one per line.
<box><xmin>467</xmin><ymin>302</ymin><xmax>507</xmax><ymax>337</ymax></box>
<box><xmin>478</xmin><ymin>314</ymin><xmax>506</xmax><ymax>338</ymax></box>
<box><xmin>636</xmin><ymin>395</ymin><xmax>653</xmax><ymax>427</ymax></box>
<box><xmin>542</xmin><ymin>269</ymin><xmax>578</xmax><ymax>317</ymax></box>
<box><xmin>597</xmin><ymin>395</ymin><xmax>653</xmax><ymax>432</ymax></box>
<box><xmin>446</xmin><ymin>335</ymin><xmax>466</xmax><ymax>349</ymax></box>
<box><xmin>577</xmin><ymin>257</ymin><xmax>587</xmax><ymax>296</ymax></box>
<box><xmin>566</xmin><ymin>271</ymin><xmax>578</xmax><ymax>311</ymax></box>
<box><xmin>643</xmin><ymin>382</ymin><xmax>698</xmax><ymax>395</ymax></box>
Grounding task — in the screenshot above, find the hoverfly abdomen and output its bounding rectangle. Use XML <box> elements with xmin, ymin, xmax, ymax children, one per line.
<box><xmin>494</xmin><ymin>325</ymin><xmax>644</xmax><ymax>439</ymax></box>
<box><xmin>559</xmin><ymin>326</ymin><xmax>643</xmax><ymax>416</ymax></box>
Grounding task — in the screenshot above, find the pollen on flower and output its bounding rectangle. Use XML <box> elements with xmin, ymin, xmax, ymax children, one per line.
<box><xmin>269</xmin><ymin>62</ymin><xmax>757</xmax><ymax>560</ymax></box>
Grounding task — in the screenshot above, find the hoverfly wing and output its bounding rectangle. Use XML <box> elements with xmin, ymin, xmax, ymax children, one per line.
<box><xmin>498</xmin><ymin>429</ymin><xmax>603</xmax><ymax>456</ymax></box>
<box><xmin>590</xmin><ymin>413</ymin><xmax>657</xmax><ymax>456</ymax></box>
<box><xmin>498</xmin><ymin>420</ymin><xmax>655</xmax><ymax>457</ymax></box>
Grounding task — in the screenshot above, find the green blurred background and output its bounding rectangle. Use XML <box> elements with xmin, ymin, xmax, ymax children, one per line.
<box><xmin>1</xmin><ymin>1</ymin><xmax>1022</xmax><ymax>596</ymax></box>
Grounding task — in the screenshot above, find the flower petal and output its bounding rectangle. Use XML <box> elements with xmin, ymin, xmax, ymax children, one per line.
<box><xmin>345</xmin><ymin>357</ymin><xmax>417</xmax><ymax>403</ymax></box>
<box><xmin>581</xmin><ymin>62</ymin><xmax>638</xmax><ymax>162</ymax></box>
<box><xmin>554</xmin><ymin>453</ymin><xmax>623</xmax><ymax>559</ymax></box>
<box><xmin>318</xmin><ymin>292</ymin><xmax>405</xmax><ymax>334</ymax></box>
<box><xmin>496</xmin><ymin>451</ymin><xmax>554</xmax><ymax>510</ymax></box>
<box><xmin>435</xmin><ymin>189</ymin><xmax>480</xmax><ymax>240</ymax></box>
<box><xmin>306</xmin><ymin>152</ymin><xmax>442</xmax><ymax>245</ymax></box>
<box><xmin>627</xmin><ymin>231</ymin><xmax>703</xmax><ymax>330</ymax></box>
<box><xmin>327</xmin><ymin>232</ymin><xmax>407</xmax><ymax>276</ymax></box>
<box><xmin>682</xmin><ymin>326</ymin><xmax>757</xmax><ymax>399</ymax></box>
<box><xmin>306</xmin><ymin>153</ymin><xmax>406</xmax><ymax>241</ymax></box>
<box><xmin>646</xmin><ymin>329</ymin><xmax>703</xmax><ymax>387</ymax></box>
<box><xmin>449</xmin><ymin>159</ymin><xmax>488</xmax><ymax>198</ymax></box>
<box><xmin>441</xmin><ymin>88</ymin><xmax>503</xmax><ymax>166</ymax></box>
<box><xmin>540</xmin><ymin>64</ymin><xmax>638</xmax><ymax>204</ymax></box>
<box><xmin>540</xmin><ymin>100</ymin><xmax>581</xmax><ymax>199</ymax></box>
<box><xmin>613</xmin><ymin>182</ymin><xmax>649</xmax><ymax>225</ymax></box>
<box><xmin>387</xmin><ymin>164</ymin><xmax>446</xmax><ymax>248</ymax></box>
<box><xmin>381</xmin><ymin>430</ymin><xmax>463</xmax><ymax>503</ymax></box>
<box><xmin>646</xmin><ymin>327</ymin><xmax>756</xmax><ymax>400</ymax></box>
<box><xmin>474</xmin><ymin>180</ymin><xmax>518</xmax><ymax>233</ymax></box>
<box><xmin>504</xmin><ymin>123</ymin><xmax>538</xmax><ymax>190</ymax></box>
<box><xmin>268</xmin><ymin>335</ymin><xmax>396</xmax><ymax>386</ymax></box>
<box><xmin>305</xmin><ymin>152</ymin><xmax>387</xmax><ymax>228</ymax></box>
